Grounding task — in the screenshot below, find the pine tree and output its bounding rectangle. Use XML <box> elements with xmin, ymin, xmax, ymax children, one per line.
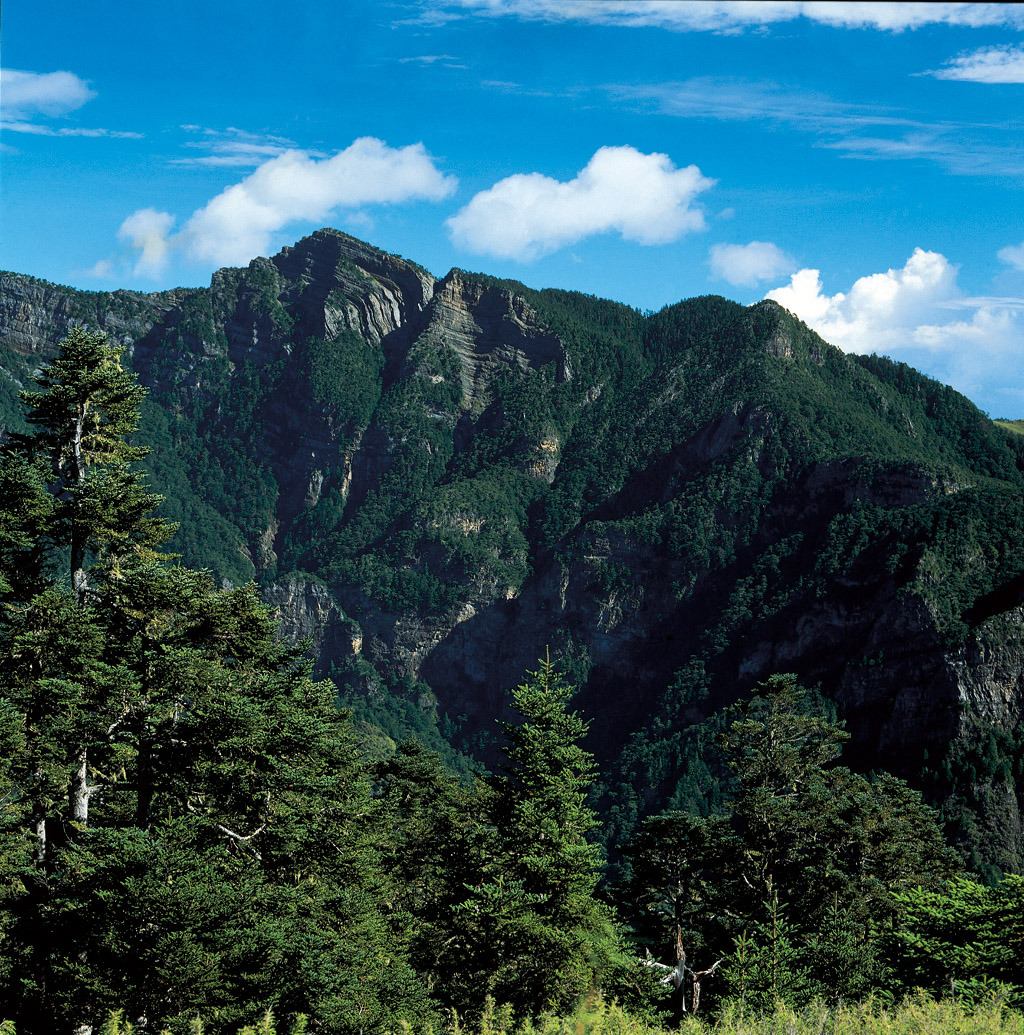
<box><xmin>723</xmin><ymin>892</ymin><xmax>808</xmax><ymax>1012</ymax></box>
<box><xmin>0</xmin><ymin>329</ymin><xmax>430</xmax><ymax>1034</ymax></box>
<box><xmin>884</xmin><ymin>875</ymin><xmax>1024</xmax><ymax>1004</ymax></box>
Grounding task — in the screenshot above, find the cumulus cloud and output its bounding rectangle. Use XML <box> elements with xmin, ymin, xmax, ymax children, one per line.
<box><xmin>117</xmin><ymin>209</ymin><xmax>177</xmax><ymax>277</ymax></box>
<box><xmin>446</xmin><ymin>146</ymin><xmax>714</xmax><ymax>261</ymax></box>
<box><xmin>116</xmin><ymin>137</ymin><xmax>457</xmax><ymax>274</ymax></box>
<box><xmin>710</xmin><ymin>241</ymin><xmax>793</xmax><ymax>287</ymax></box>
<box><xmin>765</xmin><ymin>249</ymin><xmax>1024</xmax><ymax>414</ymax></box>
<box><xmin>430</xmin><ymin>1</ymin><xmax>1024</xmax><ymax>33</ymax></box>
<box><xmin>1</xmin><ymin>69</ymin><xmax>95</xmax><ymax>120</ymax></box>
<box><xmin>926</xmin><ymin>45</ymin><xmax>1024</xmax><ymax>83</ymax></box>
<box><xmin>766</xmin><ymin>249</ymin><xmax>960</xmax><ymax>353</ymax></box>
<box><xmin>998</xmin><ymin>242</ymin><xmax>1024</xmax><ymax>271</ymax></box>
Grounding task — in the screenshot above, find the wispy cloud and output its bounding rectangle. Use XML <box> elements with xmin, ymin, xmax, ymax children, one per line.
<box><xmin>820</xmin><ymin>131</ymin><xmax>1024</xmax><ymax>176</ymax></box>
<box><xmin>0</xmin><ymin>68</ymin><xmax>140</xmax><ymax>138</ymax></box>
<box><xmin>937</xmin><ymin>296</ymin><xmax>1024</xmax><ymax>310</ymax></box>
<box><xmin>447</xmin><ymin>145</ymin><xmax>714</xmax><ymax>261</ymax></box>
<box><xmin>423</xmin><ymin>1</ymin><xmax>1024</xmax><ymax>33</ymax></box>
<box><xmin>82</xmin><ymin>259</ymin><xmax>116</xmax><ymax>280</ymax></box>
<box><xmin>1</xmin><ymin>121</ymin><xmax>142</xmax><ymax>139</ymax></box>
<box><xmin>925</xmin><ymin>45</ymin><xmax>1024</xmax><ymax>84</ymax></box>
<box><xmin>399</xmin><ymin>54</ymin><xmax>467</xmax><ymax>68</ymax></box>
<box><xmin>480</xmin><ymin>79</ymin><xmax>559</xmax><ymax>99</ymax></box>
<box><xmin>609</xmin><ymin>78</ymin><xmax>919</xmax><ymax>131</ymax></box>
<box><xmin>172</xmin><ymin>126</ymin><xmax>298</xmax><ymax>167</ymax></box>
<box><xmin>610</xmin><ymin>78</ymin><xmax>1024</xmax><ymax>177</ymax></box>
<box><xmin>999</xmin><ymin>243</ymin><xmax>1024</xmax><ymax>272</ymax></box>
<box><xmin>113</xmin><ymin>137</ymin><xmax>458</xmax><ymax>274</ymax></box>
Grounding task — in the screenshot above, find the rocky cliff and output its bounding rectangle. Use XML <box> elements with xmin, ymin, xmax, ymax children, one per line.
<box><xmin>3</xmin><ymin>229</ymin><xmax>1024</xmax><ymax>872</ymax></box>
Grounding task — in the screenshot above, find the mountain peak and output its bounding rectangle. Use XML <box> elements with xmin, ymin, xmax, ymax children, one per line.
<box><xmin>273</xmin><ymin>228</ymin><xmax>434</xmax><ymax>287</ymax></box>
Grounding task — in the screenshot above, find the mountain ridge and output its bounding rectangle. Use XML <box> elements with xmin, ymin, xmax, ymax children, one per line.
<box><xmin>2</xmin><ymin>227</ymin><xmax>1024</xmax><ymax>874</ymax></box>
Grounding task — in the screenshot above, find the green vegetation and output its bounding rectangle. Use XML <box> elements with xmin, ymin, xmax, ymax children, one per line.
<box><xmin>0</xmin><ymin>331</ymin><xmax>432</xmax><ymax>1034</ymax></box>
<box><xmin>302</xmin><ymin>330</ymin><xmax>383</xmax><ymax>426</ymax></box>
<box><xmin>995</xmin><ymin>419</ymin><xmax>1024</xmax><ymax>436</ymax></box>
<box><xmin>22</xmin><ymin>264</ymin><xmax>1020</xmax><ymax>875</ymax></box>
<box><xmin>6</xmin><ymin>993</ymin><xmax>1024</xmax><ymax>1035</ymax></box>
<box><xmin>615</xmin><ymin>675</ymin><xmax>960</xmax><ymax>1013</ymax></box>
<box><xmin>888</xmin><ymin>877</ymin><xmax>1024</xmax><ymax>1003</ymax></box>
<box><xmin>8</xmin><ymin>250</ymin><xmax>1024</xmax><ymax>1033</ymax></box>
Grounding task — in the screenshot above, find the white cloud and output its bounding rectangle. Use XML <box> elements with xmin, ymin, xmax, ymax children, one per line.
<box><xmin>765</xmin><ymin>249</ymin><xmax>1024</xmax><ymax>414</ymax></box>
<box><xmin>82</xmin><ymin>259</ymin><xmax>116</xmax><ymax>280</ymax></box>
<box><xmin>766</xmin><ymin>249</ymin><xmax>960</xmax><ymax>353</ymax></box>
<box><xmin>998</xmin><ymin>242</ymin><xmax>1024</xmax><ymax>271</ymax></box>
<box><xmin>1</xmin><ymin>121</ymin><xmax>142</xmax><ymax>139</ymax></box>
<box><xmin>172</xmin><ymin>126</ymin><xmax>297</xmax><ymax>168</ymax></box>
<box><xmin>432</xmin><ymin>1</ymin><xmax>1024</xmax><ymax>32</ymax></box>
<box><xmin>115</xmin><ymin>137</ymin><xmax>457</xmax><ymax>274</ymax></box>
<box><xmin>399</xmin><ymin>54</ymin><xmax>466</xmax><ymax>68</ymax></box>
<box><xmin>799</xmin><ymin>2</ymin><xmax>1024</xmax><ymax>31</ymax></box>
<box><xmin>1</xmin><ymin>68</ymin><xmax>142</xmax><ymax>138</ymax></box>
<box><xmin>710</xmin><ymin>241</ymin><xmax>793</xmax><ymax>287</ymax></box>
<box><xmin>118</xmin><ymin>209</ymin><xmax>177</xmax><ymax>277</ymax></box>
<box><xmin>1</xmin><ymin>69</ymin><xmax>95</xmax><ymax>120</ymax></box>
<box><xmin>927</xmin><ymin>45</ymin><xmax>1024</xmax><ymax>83</ymax></box>
<box><xmin>939</xmin><ymin>296</ymin><xmax>1024</xmax><ymax>311</ymax></box>
<box><xmin>610</xmin><ymin>79</ymin><xmax>1024</xmax><ymax>178</ymax></box>
<box><xmin>446</xmin><ymin>146</ymin><xmax>714</xmax><ymax>261</ymax></box>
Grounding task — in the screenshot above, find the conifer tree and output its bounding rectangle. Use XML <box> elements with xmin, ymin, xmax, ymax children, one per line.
<box><xmin>0</xmin><ymin>329</ymin><xmax>429</xmax><ymax>1035</ymax></box>
<box><xmin>373</xmin><ymin>740</ymin><xmax>484</xmax><ymax>992</ymax></box>
<box><xmin>884</xmin><ymin>875</ymin><xmax>1024</xmax><ymax>1004</ymax></box>
<box><xmin>452</xmin><ymin>656</ymin><xmax>620</xmax><ymax>1017</ymax></box>
<box><xmin>617</xmin><ymin>674</ymin><xmax>958</xmax><ymax>1013</ymax></box>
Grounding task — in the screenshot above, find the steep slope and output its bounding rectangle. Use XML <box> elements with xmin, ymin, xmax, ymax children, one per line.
<box><xmin>3</xmin><ymin>230</ymin><xmax>1024</xmax><ymax>873</ymax></box>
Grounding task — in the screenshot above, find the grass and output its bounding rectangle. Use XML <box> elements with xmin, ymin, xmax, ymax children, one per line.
<box><xmin>676</xmin><ymin>995</ymin><xmax>1024</xmax><ymax>1035</ymax></box>
<box><xmin>10</xmin><ymin>994</ymin><xmax>1024</xmax><ymax>1035</ymax></box>
<box><xmin>994</xmin><ymin>420</ymin><xmax>1024</xmax><ymax>436</ymax></box>
<box><xmin>470</xmin><ymin>994</ymin><xmax>1024</xmax><ymax>1035</ymax></box>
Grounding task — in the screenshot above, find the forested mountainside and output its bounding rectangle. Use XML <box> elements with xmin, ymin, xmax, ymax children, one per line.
<box><xmin>3</xmin><ymin>228</ymin><xmax>1024</xmax><ymax>873</ymax></box>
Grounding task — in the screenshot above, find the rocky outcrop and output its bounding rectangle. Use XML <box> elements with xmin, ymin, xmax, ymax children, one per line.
<box><xmin>408</xmin><ymin>272</ymin><xmax>569</xmax><ymax>413</ymax></box>
<box><xmin>274</xmin><ymin>228</ymin><xmax>436</xmax><ymax>349</ymax></box>
<box><xmin>262</xmin><ymin>575</ymin><xmax>360</xmax><ymax>677</ymax></box>
<box><xmin>0</xmin><ymin>273</ymin><xmax>185</xmax><ymax>360</ymax></box>
<box><xmin>4</xmin><ymin>232</ymin><xmax>1024</xmax><ymax>870</ymax></box>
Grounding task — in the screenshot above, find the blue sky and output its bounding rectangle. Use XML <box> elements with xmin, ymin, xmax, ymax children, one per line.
<box><xmin>3</xmin><ymin>1</ymin><xmax>1024</xmax><ymax>415</ymax></box>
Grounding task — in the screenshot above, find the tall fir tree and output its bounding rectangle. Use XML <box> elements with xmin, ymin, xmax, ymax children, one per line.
<box><xmin>449</xmin><ymin>655</ymin><xmax>621</xmax><ymax>1018</ymax></box>
<box><xmin>0</xmin><ymin>329</ymin><xmax>430</xmax><ymax>1035</ymax></box>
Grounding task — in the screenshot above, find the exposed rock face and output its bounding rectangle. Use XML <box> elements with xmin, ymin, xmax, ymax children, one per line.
<box><xmin>0</xmin><ymin>273</ymin><xmax>184</xmax><ymax>360</ymax></box>
<box><xmin>3</xmin><ymin>231</ymin><xmax>1024</xmax><ymax>870</ymax></box>
<box><xmin>410</xmin><ymin>272</ymin><xmax>569</xmax><ymax>412</ymax></box>
<box><xmin>263</xmin><ymin>575</ymin><xmax>359</xmax><ymax>676</ymax></box>
<box><xmin>272</xmin><ymin>229</ymin><xmax>436</xmax><ymax>350</ymax></box>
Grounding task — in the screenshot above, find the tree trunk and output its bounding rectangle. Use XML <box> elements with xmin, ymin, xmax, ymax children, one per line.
<box><xmin>70</xmin><ymin>749</ymin><xmax>90</xmax><ymax>828</ymax></box>
<box><xmin>33</xmin><ymin>809</ymin><xmax>47</xmax><ymax>871</ymax></box>
<box><xmin>70</xmin><ymin>402</ymin><xmax>88</xmax><ymax>604</ymax></box>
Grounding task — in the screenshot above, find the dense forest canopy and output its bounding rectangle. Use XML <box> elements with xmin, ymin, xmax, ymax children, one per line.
<box><xmin>3</xmin><ymin>230</ymin><xmax>1024</xmax><ymax>1029</ymax></box>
